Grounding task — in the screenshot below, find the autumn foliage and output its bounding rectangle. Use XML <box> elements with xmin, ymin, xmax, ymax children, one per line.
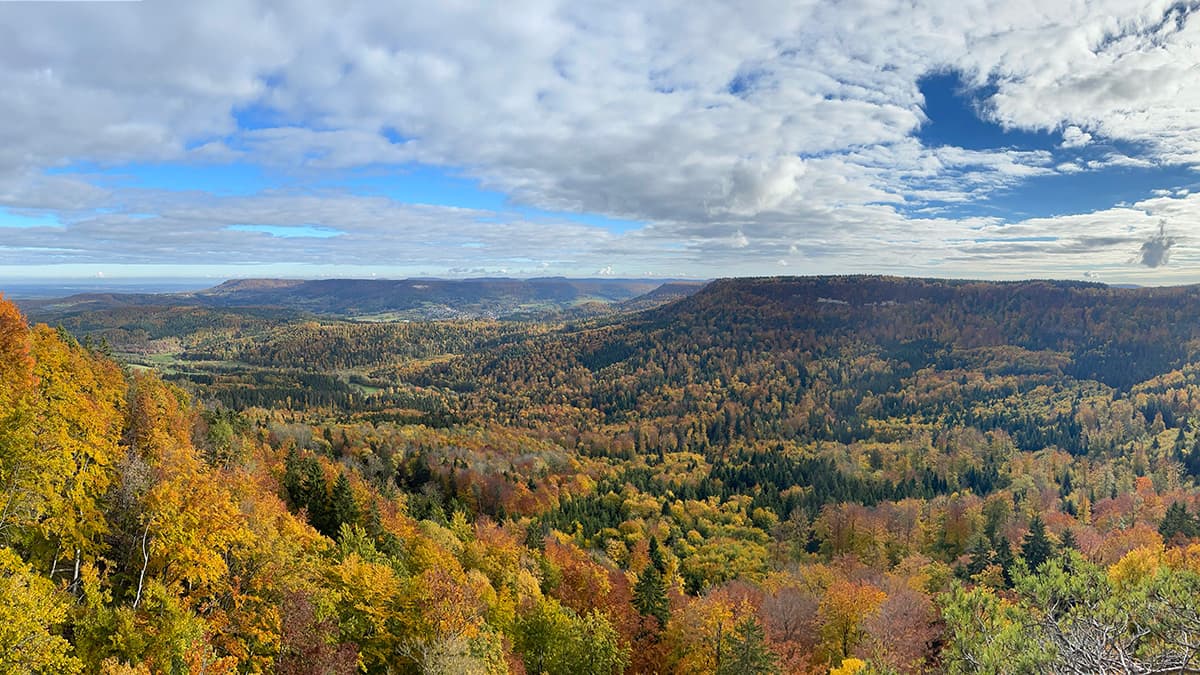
<box><xmin>9</xmin><ymin>275</ymin><xmax>1200</xmax><ymax>673</ymax></box>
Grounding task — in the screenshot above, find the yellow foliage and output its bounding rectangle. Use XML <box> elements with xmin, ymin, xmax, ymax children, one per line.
<box><xmin>99</xmin><ymin>658</ymin><xmax>151</xmax><ymax>675</ymax></box>
<box><xmin>326</xmin><ymin>552</ymin><xmax>404</xmax><ymax>670</ymax></box>
<box><xmin>818</xmin><ymin>580</ymin><xmax>887</xmax><ymax>663</ymax></box>
<box><xmin>1162</xmin><ymin>542</ymin><xmax>1200</xmax><ymax>573</ymax></box>
<box><xmin>0</xmin><ymin>547</ymin><xmax>81</xmax><ymax>674</ymax></box>
<box><xmin>663</xmin><ymin>592</ymin><xmax>735</xmax><ymax>674</ymax></box>
<box><xmin>831</xmin><ymin>657</ymin><xmax>867</xmax><ymax>675</ymax></box>
<box><xmin>0</xmin><ymin>295</ymin><xmax>33</xmax><ymax>407</ymax></box>
<box><xmin>0</xmin><ymin>325</ymin><xmax>127</xmax><ymax>572</ymax></box>
<box><xmin>516</xmin><ymin>567</ymin><xmax>544</xmax><ymax>603</ymax></box>
<box><xmin>1108</xmin><ymin>544</ymin><xmax>1165</xmax><ymax>589</ymax></box>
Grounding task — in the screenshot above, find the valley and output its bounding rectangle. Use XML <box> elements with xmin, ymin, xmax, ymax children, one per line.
<box><xmin>6</xmin><ymin>275</ymin><xmax>1200</xmax><ymax>672</ymax></box>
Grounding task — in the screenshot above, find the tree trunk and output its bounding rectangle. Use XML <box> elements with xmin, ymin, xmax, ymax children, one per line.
<box><xmin>133</xmin><ymin>524</ymin><xmax>150</xmax><ymax>608</ymax></box>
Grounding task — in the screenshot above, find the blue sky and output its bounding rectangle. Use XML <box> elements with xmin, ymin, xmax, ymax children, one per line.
<box><xmin>906</xmin><ymin>72</ymin><xmax>1200</xmax><ymax>221</ymax></box>
<box><xmin>2</xmin><ymin>2</ymin><xmax>1200</xmax><ymax>284</ymax></box>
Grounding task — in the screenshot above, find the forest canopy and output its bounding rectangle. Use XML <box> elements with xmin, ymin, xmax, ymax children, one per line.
<box><xmin>8</xmin><ymin>276</ymin><xmax>1200</xmax><ymax>673</ymax></box>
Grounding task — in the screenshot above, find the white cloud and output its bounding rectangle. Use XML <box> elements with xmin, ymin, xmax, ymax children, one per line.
<box><xmin>724</xmin><ymin>155</ymin><xmax>806</xmax><ymax>216</ymax></box>
<box><xmin>1061</xmin><ymin>125</ymin><xmax>1092</xmax><ymax>148</ymax></box>
<box><xmin>0</xmin><ymin>1</ymin><xmax>1199</xmax><ymax>281</ymax></box>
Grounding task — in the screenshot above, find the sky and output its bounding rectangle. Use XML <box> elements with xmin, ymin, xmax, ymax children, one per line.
<box><xmin>3</xmin><ymin>2</ymin><xmax>1200</xmax><ymax>284</ymax></box>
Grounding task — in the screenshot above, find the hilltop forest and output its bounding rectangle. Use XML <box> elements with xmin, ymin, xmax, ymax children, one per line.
<box><xmin>9</xmin><ymin>276</ymin><xmax>1200</xmax><ymax>673</ymax></box>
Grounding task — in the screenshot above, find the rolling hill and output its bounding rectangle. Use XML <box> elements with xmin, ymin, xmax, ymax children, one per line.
<box><xmin>17</xmin><ymin>276</ymin><xmax>704</xmax><ymax>322</ymax></box>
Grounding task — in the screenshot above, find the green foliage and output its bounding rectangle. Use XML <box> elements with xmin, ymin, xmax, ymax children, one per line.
<box><xmin>283</xmin><ymin>449</ymin><xmax>356</xmax><ymax>538</ymax></box>
<box><xmin>330</xmin><ymin>473</ymin><xmax>360</xmax><ymax>535</ymax></box>
<box><xmin>939</xmin><ymin>582</ymin><xmax>1050</xmax><ymax>674</ymax></box>
<box><xmin>717</xmin><ymin>615</ymin><xmax>777</xmax><ymax>675</ymax></box>
<box><xmin>1159</xmin><ymin>501</ymin><xmax>1198</xmax><ymax>543</ymax></box>
<box><xmin>648</xmin><ymin>536</ymin><xmax>666</xmax><ymax>573</ymax></box>
<box><xmin>515</xmin><ymin>598</ymin><xmax>629</xmax><ymax>675</ymax></box>
<box><xmin>633</xmin><ymin>562</ymin><xmax>670</xmax><ymax>630</ymax></box>
<box><xmin>21</xmin><ymin>276</ymin><xmax>1200</xmax><ymax>673</ymax></box>
<box><xmin>1020</xmin><ymin>515</ymin><xmax>1053</xmax><ymax>572</ymax></box>
<box><xmin>1058</xmin><ymin>527</ymin><xmax>1077</xmax><ymax>552</ymax></box>
<box><xmin>944</xmin><ymin>551</ymin><xmax>1200</xmax><ymax>673</ymax></box>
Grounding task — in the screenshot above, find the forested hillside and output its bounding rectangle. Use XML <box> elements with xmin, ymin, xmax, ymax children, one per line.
<box><xmin>8</xmin><ymin>277</ymin><xmax>1200</xmax><ymax>673</ymax></box>
<box><xmin>23</xmin><ymin>277</ymin><xmax>694</xmax><ymax>323</ymax></box>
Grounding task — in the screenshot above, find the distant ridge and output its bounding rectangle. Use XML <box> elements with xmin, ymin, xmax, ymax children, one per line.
<box><xmin>612</xmin><ymin>275</ymin><xmax>1200</xmax><ymax>389</ymax></box>
<box><xmin>201</xmin><ymin>278</ymin><xmax>307</xmax><ymax>294</ymax></box>
<box><xmin>19</xmin><ymin>276</ymin><xmax>706</xmax><ymax>321</ymax></box>
<box><xmin>616</xmin><ymin>280</ymin><xmax>708</xmax><ymax>312</ymax></box>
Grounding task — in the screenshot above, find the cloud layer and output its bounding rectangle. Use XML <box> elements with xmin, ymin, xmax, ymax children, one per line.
<box><xmin>2</xmin><ymin>1</ymin><xmax>1200</xmax><ymax>281</ymax></box>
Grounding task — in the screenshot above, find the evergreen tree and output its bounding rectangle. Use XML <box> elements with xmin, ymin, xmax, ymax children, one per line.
<box><xmin>1185</xmin><ymin>442</ymin><xmax>1200</xmax><ymax>478</ymax></box>
<box><xmin>682</xmin><ymin>567</ymin><xmax>706</xmax><ymax>596</ymax></box>
<box><xmin>330</xmin><ymin>473</ymin><xmax>360</xmax><ymax>535</ymax></box>
<box><xmin>282</xmin><ymin>447</ymin><xmax>303</xmax><ymax>510</ymax></box>
<box><xmin>1059</xmin><ymin>527</ymin><xmax>1077</xmax><ymax>552</ymax></box>
<box><xmin>633</xmin><ymin>561</ymin><xmax>670</xmax><ymax>630</ymax></box>
<box><xmin>960</xmin><ymin>536</ymin><xmax>992</xmax><ymax>580</ymax></box>
<box><xmin>400</xmin><ymin>451</ymin><xmax>432</xmax><ymax>490</ymax></box>
<box><xmin>717</xmin><ymin>615</ymin><xmax>777</xmax><ymax>675</ymax></box>
<box><xmin>1021</xmin><ymin>515</ymin><xmax>1053</xmax><ymax>571</ymax></box>
<box><xmin>649</xmin><ymin>536</ymin><xmax>666</xmax><ymax>574</ymax></box>
<box><xmin>1058</xmin><ymin>471</ymin><xmax>1072</xmax><ymax>497</ymax></box>
<box><xmin>1159</xmin><ymin>501</ymin><xmax>1198</xmax><ymax>544</ymax></box>
<box><xmin>300</xmin><ymin>458</ymin><xmax>333</xmax><ymax>536</ymax></box>
<box><xmin>994</xmin><ymin>538</ymin><xmax>1015</xmax><ymax>587</ymax></box>
<box><xmin>283</xmin><ymin>449</ymin><xmax>336</xmax><ymax>537</ymax></box>
<box><xmin>524</xmin><ymin>518</ymin><xmax>549</xmax><ymax>551</ymax></box>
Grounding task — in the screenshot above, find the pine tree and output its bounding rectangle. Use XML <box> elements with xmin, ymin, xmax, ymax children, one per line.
<box><xmin>1059</xmin><ymin>527</ymin><xmax>1077</xmax><ymax>552</ymax></box>
<box><xmin>282</xmin><ymin>447</ymin><xmax>303</xmax><ymax>510</ymax></box>
<box><xmin>1022</xmin><ymin>515</ymin><xmax>1053</xmax><ymax>571</ymax></box>
<box><xmin>717</xmin><ymin>615</ymin><xmax>777</xmax><ymax>675</ymax></box>
<box><xmin>961</xmin><ymin>536</ymin><xmax>993</xmax><ymax>579</ymax></box>
<box><xmin>649</xmin><ymin>536</ymin><xmax>666</xmax><ymax>574</ymax></box>
<box><xmin>1159</xmin><ymin>501</ymin><xmax>1198</xmax><ymax>544</ymax></box>
<box><xmin>994</xmin><ymin>537</ymin><xmax>1015</xmax><ymax>587</ymax></box>
<box><xmin>1058</xmin><ymin>471</ymin><xmax>1072</xmax><ymax>497</ymax></box>
<box><xmin>300</xmin><ymin>458</ymin><xmax>333</xmax><ymax>537</ymax></box>
<box><xmin>633</xmin><ymin>561</ymin><xmax>669</xmax><ymax>630</ymax></box>
<box><xmin>1060</xmin><ymin>526</ymin><xmax>1080</xmax><ymax>552</ymax></box>
<box><xmin>330</xmin><ymin>473</ymin><xmax>359</xmax><ymax>535</ymax></box>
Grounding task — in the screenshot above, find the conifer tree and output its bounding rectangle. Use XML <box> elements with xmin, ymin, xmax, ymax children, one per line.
<box><xmin>300</xmin><ymin>458</ymin><xmax>333</xmax><ymax>536</ymax></box>
<box><xmin>1159</xmin><ymin>501</ymin><xmax>1198</xmax><ymax>544</ymax></box>
<box><xmin>961</xmin><ymin>535</ymin><xmax>992</xmax><ymax>579</ymax></box>
<box><xmin>717</xmin><ymin>615</ymin><xmax>777</xmax><ymax>675</ymax></box>
<box><xmin>649</xmin><ymin>536</ymin><xmax>666</xmax><ymax>574</ymax></box>
<box><xmin>330</xmin><ymin>473</ymin><xmax>359</xmax><ymax>536</ymax></box>
<box><xmin>1022</xmin><ymin>515</ymin><xmax>1053</xmax><ymax>571</ymax></box>
<box><xmin>994</xmin><ymin>537</ymin><xmax>1015</xmax><ymax>587</ymax></box>
<box><xmin>1059</xmin><ymin>527</ymin><xmax>1077</xmax><ymax>552</ymax></box>
<box><xmin>282</xmin><ymin>447</ymin><xmax>303</xmax><ymax>510</ymax></box>
<box><xmin>633</xmin><ymin>558</ymin><xmax>669</xmax><ymax>630</ymax></box>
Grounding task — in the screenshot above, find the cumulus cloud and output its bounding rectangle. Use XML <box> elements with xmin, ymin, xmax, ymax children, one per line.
<box><xmin>1060</xmin><ymin>125</ymin><xmax>1093</xmax><ymax>148</ymax></box>
<box><xmin>1139</xmin><ymin>222</ymin><xmax>1175</xmax><ymax>268</ymax></box>
<box><xmin>725</xmin><ymin>156</ymin><xmax>806</xmax><ymax>215</ymax></box>
<box><xmin>1</xmin><ymin>1</ymin><xmax>1199</xmax><ymax>280</ymax></box>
